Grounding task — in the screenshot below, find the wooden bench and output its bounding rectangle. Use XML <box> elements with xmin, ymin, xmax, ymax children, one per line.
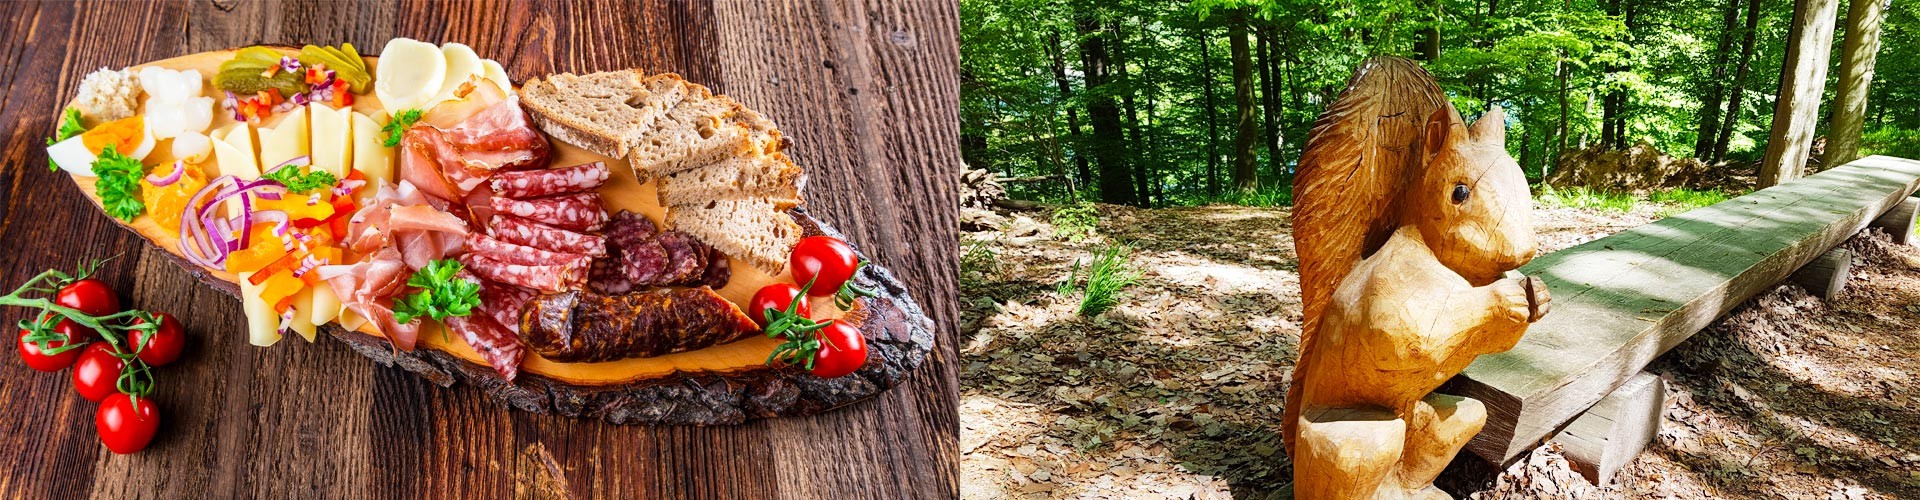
<box><xmin>1445</xmin><ymin>155</ymin><xmax>1920</xmax><ymax>471</ymax></box>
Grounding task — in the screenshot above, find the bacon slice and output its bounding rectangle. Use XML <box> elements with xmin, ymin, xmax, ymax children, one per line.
<box><xmin>490</xmin><ymin>192</ymin><xmax>607</xmax><ymax>232</ymax></box>
<box><xmin>488</xmin><ymin>215</ymin><xmax>607</xmax><ymax>256</ymax></box>
<box><xmin>520</xmin><ymin>287</ymin><xmax>758</xmax><ymax>362</ymax></box>
<box><xmin>489</xmin><ymin>161</ymin><xmax>610</xmax><ymax>198</ymax></box>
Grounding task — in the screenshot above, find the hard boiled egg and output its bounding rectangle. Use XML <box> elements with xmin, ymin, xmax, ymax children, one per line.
<box><xmin>46</xmin><ymin>135</ymin><xmax>97</xmax><ymax>177</ymax></box>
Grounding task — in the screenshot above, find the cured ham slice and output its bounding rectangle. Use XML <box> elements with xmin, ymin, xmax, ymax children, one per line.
<box><xmin>399</xmin><ymin>79</ymin><xmax>552</xmax><ymax>203</ymax></box>
<box><xmin>490</xmin><ymin>192</ymin><xmax>606</xmax><ymax>232</ymax></box>
<box><xmin>520</xmin><ymin>287</ymin><xmax>758</xmax><ymax>362</ymax></box>
<box><xmin>318</xmin><ymin>248</ymin><xmax>423</xmax><ymax>351</ymax></box>
<box><xmin>489</xmin><ymin>161</ymin><xmax>609</xmax><ymax>198</ymax></box>
<box><xmin>460</xmin><ymin>253</ymin><xmax>586</xmax><ymax>293</ymax></box>
<box><xmin>489</xmin><ymin>215</ymin><xmax>606</xmax><ymax>256</ymax></box>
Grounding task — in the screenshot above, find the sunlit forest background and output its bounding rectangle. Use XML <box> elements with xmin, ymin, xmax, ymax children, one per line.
<box><xmin>959</xmin><ymin>0</ymin><xmax>1920</xmax><ymax>207</ymax></box>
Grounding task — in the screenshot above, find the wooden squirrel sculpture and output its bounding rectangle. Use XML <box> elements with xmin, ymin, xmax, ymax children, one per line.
<box><xmin>1286</xmin><ymin>56</ymin><xmax>1551</xmax><ymax>499</ymax></box>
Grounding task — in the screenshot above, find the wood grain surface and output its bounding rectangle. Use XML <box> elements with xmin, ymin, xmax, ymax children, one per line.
<box><xmin>0</xmin><ymin>1</ymin><xmax>960</xmax><ymax>498</ymax></box>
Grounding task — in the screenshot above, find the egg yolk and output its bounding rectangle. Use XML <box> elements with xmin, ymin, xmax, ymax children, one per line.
<box><xmin>81</xmin><ymin>116</ymin><xmax>145</xmax><ymax>156</ymax></box>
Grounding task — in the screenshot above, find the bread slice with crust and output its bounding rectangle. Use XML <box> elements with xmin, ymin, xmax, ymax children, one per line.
<box><xmin>665</xmin><ymin>198</ymin><xmax>801</xmax><ymax>276</ymax></box>
<box><xmin>657</xmin><ymin>152</ymin><xmax>805</xmax><ymax>209</ymax></box>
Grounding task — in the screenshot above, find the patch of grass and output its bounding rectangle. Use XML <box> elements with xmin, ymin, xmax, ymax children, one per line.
<box><xmin>1536</xmin><ymin>185</ymin><xmax>1638</xmax><ymax>212</ymax></box>
<box><xmin>1050</xmin><ymin>201</ymin><xmax>1100</xmax><ymax>242</ymax></box>
<box><xmin>1184</xmin><ymin>185</ymin><xmax>1294</xmax><ymax>207</ymax></box>
<box><xmin>960</xmin><ymin>240</ymin><xmax>1000</xmax><ymax>278</ymax></box>
<box><xmin>1647</xmin><ymin>188</ymin><xmax>1731</xmax><ymax>216</ymax></box>
<box><xmin>1861</xmin><ymin>126</ymin><xmax>1920</xmax><ymax>159</ymax></box>
<box><xmin>1057</xmin><ymin>243</ymin><xmax>1142</xmax><ymax>317</ymax></box>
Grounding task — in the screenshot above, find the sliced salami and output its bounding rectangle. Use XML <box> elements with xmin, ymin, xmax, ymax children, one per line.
<box><xmin>621</xmin><ymin>239</ymin><xmax>673</xmax><ymax>286</ymax></box>
<box><xmin>477</xmin><ymin>281</ymin><xmax>535</xmax><ymax>334</ymax></box>
<box><xmin>467</xmin><ymin>233</ymin><xmax>591</xmax><ymax>267</ymax></box>
<box><xmin>444</xmin><ymin>314</ymin><xmax>525</xmax><ymax>381</ymax></box>
<box><xmin>698</xmin><ymin>246</ymin><xmax>732</xmax><ymax>289</ymax></box>
<box><xmin>655</xmin><ymin>232</ymin><xmax>708</xmax><ymax>284</ymax></box>
<box><xmin>488</xmin><ymin>215</ymin><xmax>607</xmax><ymax>256</ymax></box>
<box><xmin>489</xmin><ymin>161</ymin><xmax>611</xmax><ymax>198</ymax></box>
<box><xmin>491</xmin><ymin>192</ymin><xmax>607</xmax><ymax>232</ymax></box>
<box><xmin>588</xmin><ymin>257</ymin><xmax>635</xmax><ymax>294</ymax></box>
<box><xmin>604</xmin><ymin>211</ymin><xmax>660</xmax><ymax>247</ymax></box>
<box><xmin>460</xmin><ymin>253</ymin><xmax>585</xmax><ymax>293</ymax></box>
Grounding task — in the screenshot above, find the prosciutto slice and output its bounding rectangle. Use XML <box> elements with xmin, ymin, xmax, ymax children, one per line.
<box><xmin>318</xmin><ymin>247</ymin><xmax>423</xmax><ymax>351</ymax></box>
<box><xmin>400</xmin><ymin>79</ymin><xmax>552</xmax><ymax>203</ymax></box>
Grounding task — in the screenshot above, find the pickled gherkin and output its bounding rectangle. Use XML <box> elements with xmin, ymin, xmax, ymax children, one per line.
<box><xmin>214</xmin><ymin>46</ymin><xmax>309</xmax><ymax>95</ymax></box>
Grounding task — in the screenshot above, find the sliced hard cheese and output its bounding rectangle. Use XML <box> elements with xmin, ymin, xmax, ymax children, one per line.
<box><xmin>349</xmin><ymin>111</ymin><xmax>394</xmax><ymax>194</ymax></box>
<box><xmin>211</xmin><ymin>124</ymin><xmax>260</xmax><ymax>180</ymax></box>
<box><xmin>258</xmin><ymin>106</ymin><xmax>310</xmax><ymax>172</ymax></box>
<box><xmin>337</xmin><ymin>308</ymin><xmax>367</xmax><ymax>332</ymax></box>
<box><xmin>288</xmin><ymin>288</ymin><xmax>317</xmax><ymax>342</ymax></box>
<box><xmin>374</xmin><ymin>38</ymin><xmax>446</xmax><ymax>112</ymax></box>
<box><xmin>308</xmin><ymin>103</ymin><xmax>353</xmax><ymax>177</ymax></box>
<box><xmin>309</xmin><ymin>281</ymin><xmax>341</xmax><ymax>327</ymax></box>
<box><xmin>239</xmin><ymin>272</ymin><xmax>282</xmax><ymax>347</ymax></box>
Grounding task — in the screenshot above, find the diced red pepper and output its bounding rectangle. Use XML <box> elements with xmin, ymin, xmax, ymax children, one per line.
<box><xmin>268</xmin><ymin>88</ymin><xmax>285</xmax><ymax>105</ymax></box>
<box><xmin>248</xmin><ymin>251</ymin><xmax>306</xmax><ymax>285</ymax></box>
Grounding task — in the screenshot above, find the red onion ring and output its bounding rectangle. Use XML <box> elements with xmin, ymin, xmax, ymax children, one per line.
<box><xmin>147</xmin><ymin>161</ymin><xmax>185</xmax><ymax>186</ymax></box>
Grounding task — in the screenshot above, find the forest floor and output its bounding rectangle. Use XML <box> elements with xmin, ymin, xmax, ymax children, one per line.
<box><xmin>957</xmin><ymin>199</ymin><xmax>1920</xmax><ymax>499</ymax></box>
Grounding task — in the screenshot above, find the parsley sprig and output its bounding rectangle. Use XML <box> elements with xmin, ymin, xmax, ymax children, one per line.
<box><xmin>45</xmin><ymin>108</ymin><xmax>87</xmax><ymax>172</ymax></box>
<box><xmin>392</xmin><ymin>259</ymin><xmax>481</xmax><ymax>325</ymax></box>
<box><xmin>263</xmin><ymin>164</ymin><xmax>339</xmax><ymax>194</ymax></box>
<box><xmin>381</xmin><ymin>108</ymin><xmax>422</xmax><ymax>147</ymax></box>
<box><xmin>91</xmin><ymin>145</ymin><xmax>146</xmax><ymax>222</ymax></box>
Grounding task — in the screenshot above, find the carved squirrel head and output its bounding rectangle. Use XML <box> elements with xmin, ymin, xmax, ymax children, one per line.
<box><xmin>1409</xmin><ymin>104</ymin><xmax>1537</xmax><ymax>285</ymax></box>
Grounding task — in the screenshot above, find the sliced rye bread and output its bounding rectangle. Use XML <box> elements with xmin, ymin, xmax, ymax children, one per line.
<box><xmin>657</xmin><ymin>152</ymin><xmax>805</xmax><ymax>209</ymax></box>
<box><xmin>665</xmin><ymin>198</ymin><xmax>801</xmax><ymax>276</ymax></box>
<box><xmin>626</xmin><ymin>97</ymin><xmax>785</xmax><ymax>178</ymax></box>
<box><xmin>518</xmin><ymin>70</ymin><xmax>692</xmax><ymax>158</ymax></box>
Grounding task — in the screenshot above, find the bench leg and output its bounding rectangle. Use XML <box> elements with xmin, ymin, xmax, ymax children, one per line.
<box><xmin>1870</xmin><ymin>196</ymin><xmax>1918</xmax><ymax>244</ymax></box>
<box><xmin>1789</xmin><ymin>248</ymin><xmax>1852</xmax><ymax>301</ymax></box>
<box><xmin>1549</xmin><ymin>371</ymin><xmax>1666</xmax><ymax>485</ymax></box>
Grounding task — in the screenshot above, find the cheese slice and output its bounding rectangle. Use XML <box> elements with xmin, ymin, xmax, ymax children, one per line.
<box><xmin>211</xmin><ymin>124</ymin><xmax>260</xmax><ymax>181</ymax></box>
<box><xmin>431</xmin><ymin>43</ymin><xmax>487</xmax><ymax>109</ymax></box>
<box><xmin>288</xmin><ymin>288</ymin><xmax>317</xmax><ymax>342</ymax></box>
<box><xmin>308</xmin><ymin>103</ymin><xmax>352</xmax><ymax>177</ymax></box>
<box><xmin>239</xmin><ymin>273</ymin><xmax>282</xmax><ymax>347</ymax></box>
<box><xmin>309</xmin><ymin>281</ymin><xmax>341</xmax><ymax>327</ymax></box>
<box><xmin>257</xmin><ymin>106</ymin><xmax>310</xmax><ymax>172</ymax></box>
<box><xmin>337</xmin><ymin>308</ymin><xmax>367</xmax><ymax>332</ymax></box>
<box><xmin>349</xmin><ymin>111</ymin><xmax>394</xmax><ymax>195</ymax></box>
<box><xmin>481</xmin><ymin>59</ymin><xmax>512</xmax><ymax>96</ymax></box>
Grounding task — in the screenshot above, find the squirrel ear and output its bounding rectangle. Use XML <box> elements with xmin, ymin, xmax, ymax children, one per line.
<box><xmin>1423</xmin><ymin>104</ymin><xmax>1459</xmax><ymax>160</ymax></box>
<box><xmin>1471</xmin><ymin>106</ymin><xmax>1507</xmax><ymax>145</ymax></box>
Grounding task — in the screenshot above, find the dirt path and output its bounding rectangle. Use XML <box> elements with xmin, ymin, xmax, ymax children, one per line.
<box><xmin>959</xmin><ymin>201</ymin><xmax>1920</xmax><ymax>499</ymax></box>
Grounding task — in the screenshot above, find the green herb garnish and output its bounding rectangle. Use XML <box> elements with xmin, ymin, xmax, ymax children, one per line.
<box><xmin>263</xmin><ymin>164</ymin><xmax>339</xmax><ymax>194</ymax></box>
<box><xmin>381</xmin><ymin>108</ymin><xmax>422</xmax><ymax>147</ymax></box>
<box><xmin>764</xmin><ymin>277</ymin><xmax>834</xmax><ymax>370</ymax></box>
<box><xmin>91</xmin><ymin>146</ymin><xmax>145</xmax><ymax>222</ymax></box>
<box><xmin>45</xmin><ymin>108</ymin><xmax>87</xmax><ymax>172</ymax></box>
<box><xmin>392</xmin><ymin>259</ymin><xmax>481</xmax><ymax>325</ymax></box>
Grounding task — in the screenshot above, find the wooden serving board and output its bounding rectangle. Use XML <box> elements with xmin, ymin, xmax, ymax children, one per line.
<box><xmin>64</xmin><ymin>48</ymin><xmax>935</xmax><ymax>425</ymax></box>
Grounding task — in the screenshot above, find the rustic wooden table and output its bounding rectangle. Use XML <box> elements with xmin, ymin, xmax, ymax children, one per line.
<box><xmin>0</xmin><ymin>1</ymin><xmax>960</xmax><ymax>498</ymax></box>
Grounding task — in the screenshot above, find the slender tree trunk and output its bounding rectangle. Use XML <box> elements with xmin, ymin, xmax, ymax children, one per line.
<box><xmin>1555</xmin><ymin>53</ymin><xmax>1571</xmax><ymax>167</ymax></box>
<box><xmin>1046</xmin><ymin>29</ymin><xmax>1091</xmax><ymax>194</ymax></box>
<box><xmin>1114</xmin><ymin>19</ymin><xmax>1152</xmax><ymax>207</ymax></box>
<box><xmin>1823</xmin><ymin>0</ymin><xmax>1885</xmax><ymax>165</ymax></box>
<box><xmin>1716</xmin><ymin>0</ymin><xmax>1765</xmax><ymax>163</ymax></box>
<box><xmin>1229</xmin><ymin>9</ymin><xmax>1260</xmax><ymax>192</ymax></box>
<box><xmin>1694</xmin><ymin>0</ymin><xmax>1742</xmax><ymax>159</ymax></box>
<box><xmin>1761</xmin><ymin>0</ymin><xmax>1840</xmax><ymax>187</ymax></box>
<box><xmin>1078</xmin><ymin>13</ymin><xmax>1136</xmax><ymax>205</ymax></box>
<box><xmin>1143</xmin><ymin>28</ymin><xmax>1166</xmax><ymax>206</ymax></box>
<box><xmin>1418</xmin><ymin>0</ymin><xmax>1442</xmax><ymax>60</ymax></box>
<box><xmin>1256</xmin><ymin>24</ymin><xmax>1285</xmax><ymax>184</ymax></box>
<box><xmin>1200</xmin><ymin>28</ymin><xmax>1222</xmax><ymax>196</ymax></box>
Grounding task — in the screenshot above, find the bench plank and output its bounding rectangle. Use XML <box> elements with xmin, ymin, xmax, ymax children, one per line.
<box><xmin>1447</xmin><ymin>155</ymin><xmax>1920</xmax><ymax>464</ymax></box>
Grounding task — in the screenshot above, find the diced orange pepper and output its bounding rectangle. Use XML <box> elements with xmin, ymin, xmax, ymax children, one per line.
<box><xmin>258</xmin><ymin>272</ymin><xmax>304</xmax><ymax>311</ymax></box>
<box><xmin>225</xmin><ymin>224</ymin><xmax>290</xmax><ymax>273</ymax></box>
<box><xmin>248</xmin><ymin>251</ymin><xmax>304</xmax><ymax>285</ymax></box>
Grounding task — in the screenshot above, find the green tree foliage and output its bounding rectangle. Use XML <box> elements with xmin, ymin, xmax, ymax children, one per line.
<box><xmin>961</xmin><ymin>0</ymin><xmax>1920</xmax><ymax>206</ymax></box>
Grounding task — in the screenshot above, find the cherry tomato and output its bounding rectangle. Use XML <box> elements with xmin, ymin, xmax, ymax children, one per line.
<box><xmin>15</xmin><ymin>317</ymin><xmax>93</xmax><ymax>372</ymax></box>
<box><xmin>71</xmin><ymin>343</ymin><xmax>125</xmax><ymax>403</ymax></box>
<box><xmin>56</xmin><ymin>278</ymin><xmax>121</xmax><ymax>317</ymax></box>
<box><xmin>809</xmin><ymin>321</ymin><xmax>868</xmax><ymax>378</ymax></box>
<box><xmin>790</xmin><ymin>236</ymin><xmax>859</xmax><ymax>297</ymax></box>
<box><xmin>748</xmin><ymin>283</ymin><xmax>811</xmax><ymax>328</ymax></box>
<box><xmin>95</xmin><ymin>394</ymin><xmax>160</xmax><ymax>454</ymax></box>
<box><xmin>131</xmin><ymin>313</ymin><xmax>186</xmax><ymax>366</ymax></box>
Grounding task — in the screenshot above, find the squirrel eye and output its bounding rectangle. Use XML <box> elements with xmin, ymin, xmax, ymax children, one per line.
<box><xmin>1451</xmin><ymin>183</ymin><xmax>1471</xmax><ymax>204</ymax></box>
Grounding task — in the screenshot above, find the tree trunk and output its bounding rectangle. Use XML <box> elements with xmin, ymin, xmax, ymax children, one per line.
<box><xmin>1715</xmin><ymin>0</ymin><xmax>1765</xmax><ymax>164</ymax></box>
<box><xmin>1555</xmin><ymin>53</ymin><xmax>1570</xmax><ymax>168</ymax></box>
<box><xmin>1760</xmin><ymin>0</ymin><xmax>1840</xmax><ymax>187</ymax></box>
<box><xmin>1823</xmin><ymin>0</ymin><xmax>1885</xmax><ymax>165</ymax></box>
<box><xmin>1114</xmin><ymin>19</ymin><xmax>1152</xmax><ymax>208</ymax></box>
<box><xmin>1078</xmin><ymin>13</ymin><xmax>1136</xmax><ymax>205</ymax></box>
<box><xmin>1229</xmin><ymin>9</ymin><xmax>1260</xmax><ymax>192</ymax></box>
<box><xmin>1200</xmin><ymin>28</ymin><xmax>1222</xmax><ymax>196</ymax></box>
<box><xmin>1694</xmin><ymin>0</ymin><xmax>1743</xmax><ymax>159</ymax></box>
<box><xmin>1046</xmin><ymin>29</ymin><xmax>1091</xmax><ymax>194</ymax></box>
<box><xmin>1256</xmin><ymin>24</ymin><xmax>1286</xmax><ymax>184</ymax></box>
<box><xmin>1419</xmin><ymin>0</ymin><xmax>1442</xmax><ymax>60</ymax></box>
